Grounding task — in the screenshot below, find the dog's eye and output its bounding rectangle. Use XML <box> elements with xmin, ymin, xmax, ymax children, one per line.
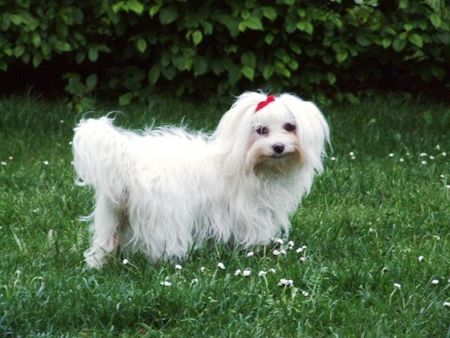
<box><xmin>284</xmin><ymin>123</ymin><xmax>296</xmax><ymax>132</ymax></box>
<box><xmin>255</xmin><ymin>126</ymin><xmax>269</xmax><ymax>135</ymax></box>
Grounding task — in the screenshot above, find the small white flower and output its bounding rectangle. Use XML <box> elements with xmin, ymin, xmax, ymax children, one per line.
<box><xmin>429</xmin><ymin>155</ymin><xmax>435</xmax><ymax>160</ymax></box>
<box><xmin>444</xmin><ymin>301</ymin><xmax>450</xmax><ymax>308</ymax></box>
<box><xmin>200</xmin><ymin>266</ymin><xmax>206</xmax><ymax>272</ymax></box>
<box><xmin>331</xmin><ymin>156</ymin><xmax>336</xmax><ymax>161</ymax></box>
<box><xmin>440</xmin><ymin>174</ymin><xmax>445</xmax><ymax>179</ymax></box>
<box><xmin>442</xmin><ymin>152</ymin><xmax>447</xmax><ymax>157</ymax></box>
<box><xmin>69</xmin><ymin>141</ymin><xmax>73</xmax><ymax>145</ymax></box>
<box><xmin>258</xmin><ymin>271</ymin><xmax>267</xmax><ymax>277</ymax></box>
<box><xmin>43</xmin><ymin>161</ymin><xmax>49</xmax><ymax>165</ymax></box>
<box><xmin>191</xmin><ymin>278</ymin><xmax>198</xmax><ymax>285</ymax></box>
<box><xmin>418</xmin><ymin>256</ymin><xmax>425</xmax><ymax>262</ymax></box>
<box><xmin>60</xmin><ymin>120</ymin><xmax>65</xmax><ymax>124</ymax></box>
<box><xmin>420</xmin><ymin>153</ymin><xmax>427</xmax><ymax>157</ymax></box>
<box><xmin>8</xmin><ymin>156</ymin><xmax>13</xmax><ymax>160</ymax></box>
<box><xmin>446</xmin><ymin>185</ymin><xmax>450</xmax><ymax>189</ymax></box>
<box><xmin>274</xmin><ymin>238</ymin><xmax>284</xmax><ymax>245</ymax></box>
<box><xmin>174</xmin><ymin>264</ymin><xmax>182</xmax><ymax>270</ymax></box>
<box><xmin>1</xmin><ymin>161</ymin><xmax>6</xmax><ymax>166</ymax></box>
<box><xmin>287</xmin><ymin>240</ymin><xmax>295</xmax><ymax>247</ymax></box>
<box><xmin>278</xmin><ymin>278</ymin><xmax>294</xmax><ymax>287</ymax></box>
<box><xmin>406</xmin><ymin>152</ymin><xmax>411</xmax><ymax>156</ymax></box>
<box><xmin>394</xmin><ymin>283</ymin><xmax>401</xmax><ymax>289</ymax></box>
<box><xmin>217</xmin><ymin>262</ymin><xmax>225</xmax><ymax>270</ymax></box>
<box><xmin>242</xmin><ymin>269</ymin><xmax>251</xmax><ymax>277</ymax></box>
<box><xmin>351</xmin><ymin>156</ymin><xmax>356</xmax><ymax>160</ymax></box>
<box><xmin>269</xmin><ymin>268</ymin><xmax>276</xmax><ymax>274</ymax></box>
<box><xmin>246</xmin><ymin>251</ymin><xmax>254</xmax><ymax>257</ymax></box>
<box><xmin>160</xmin><ymin>280</ymin><xmax>172</xmax><ymax>287</ymax></box>
<box><xmin>122</xmin><ymin>259</ymin><xmax>129</xmax><ymax>265</ymax></box>
<box><xmin>301</xmin><ymin>290</ymin><xmax>309</xmax><ymax>297</ymax></box>
<box><xmin>349</xmin><ymin>151</ymin><xmax>354</xmax><ymax>156</ymax></box>
<box><xmin>431</xmin><ymin>279</ymin><xmax>439</xmax><ymax>285</ymax></box>
<box><xmin>436</xmin><ymin>144</ymin><xmax>440</xmax><ymax>150</ymax></box>
<box><xmin>300</xmin><ymin>256</ymin><xmax>307</xmax><ymax>262</ymax></box>
<box><xmin>273</xmin><ymin>249</ymin><xmax>281</xmax><ymax>256</ymax></box>
<box><xmin>399</xmin><ymin>158</ymin><xmax>404</xmax><ymax>162</ymax></box>
<box><xmin>234</xmin><ymin>269</ymin><xmax>242</xmax><ymax>276</ymax></box>
<box><xmin>421</xmin><ymin>160</ymin><xmax>427</xmax><ymax>165</ymax></box>
<box><xmin>389</xmin><ymin>153</ymin><xmax>394</xmax><ymax>157</ymax></box>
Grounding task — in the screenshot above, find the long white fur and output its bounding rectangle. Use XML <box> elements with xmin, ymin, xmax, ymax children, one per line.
<box><xmin>73</xmin><ymin>91</ymin><xmax>329</xmax><ymax>268</ymax></box>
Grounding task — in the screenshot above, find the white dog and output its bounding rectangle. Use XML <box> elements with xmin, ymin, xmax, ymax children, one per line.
<box><xmin>73</xmin><ymin>92</ymin><xmax>329</xmax><ymax>268</ymax></box>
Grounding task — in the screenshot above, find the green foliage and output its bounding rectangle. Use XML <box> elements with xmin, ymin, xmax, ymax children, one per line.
<box><xmin>0</xmin><ymin>1</ymin><xmax>449</xmax><ymax>108</ymax></box>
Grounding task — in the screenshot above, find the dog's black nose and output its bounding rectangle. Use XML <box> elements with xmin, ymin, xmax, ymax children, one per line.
<box><xmin>272</xmin><ymin>144</ymin><xmax>285</xmax><ymax>154</ymax></box>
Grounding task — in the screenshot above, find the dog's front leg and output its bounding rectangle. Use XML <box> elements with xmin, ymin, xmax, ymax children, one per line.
<box><xmin>84</xmin><ymin>194</ymin><xmax>122</xmax><ymax>268</ymax></box>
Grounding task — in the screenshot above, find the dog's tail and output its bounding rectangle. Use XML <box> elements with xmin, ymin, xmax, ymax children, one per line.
<box><xmin>73</xmin><ymin>117</ymin><xmax>129</xmax><ymax>202</ymax></box>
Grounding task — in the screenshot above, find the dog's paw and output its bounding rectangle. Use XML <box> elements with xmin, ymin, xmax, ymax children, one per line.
<box><xmin>84</xmin><ymin>247</ymin><xmax>107</xmax><ymax>269</ymax></box>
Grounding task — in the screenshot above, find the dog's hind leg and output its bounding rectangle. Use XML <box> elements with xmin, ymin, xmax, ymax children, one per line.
<box><xmin>84</xmin><ymin>194</ymin><xmax>123</xmax><ymax>268</ymax></box>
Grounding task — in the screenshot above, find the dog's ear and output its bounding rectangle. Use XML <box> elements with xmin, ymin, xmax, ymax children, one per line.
<box><xmin>279</xmin><ymin>94</ymin><xmax>330</xmax><ymax>173</ymax></box>
<box><xmin>212</xmin><ymin>92</ymin><xmax>268</xmax><ymax>174</ymax></box>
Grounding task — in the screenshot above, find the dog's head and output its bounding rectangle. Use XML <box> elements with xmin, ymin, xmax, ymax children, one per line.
<box><xmin>213</xmin><ymin>92</ymin><xmax>329</xmax><ymax>177</ymax></box>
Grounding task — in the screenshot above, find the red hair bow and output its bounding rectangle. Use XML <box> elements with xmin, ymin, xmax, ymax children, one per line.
<box><xmin>255</xmin><ymin>95</ymin><xmax>275</xmax><ymax>112</ymax></box>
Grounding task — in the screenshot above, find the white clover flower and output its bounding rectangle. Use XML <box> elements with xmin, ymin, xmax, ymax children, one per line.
<box><xmin>278</xmin><ymin>278</ymin><xmax>294</xmax><ymax>287</ymax></box>
<box><xmin>242</xmin><ymin>269</ymin><xmax>251</xmax><ymax>277</ymax></box>
<box><xmin>69</xmin><ymin>141</ymin><xmax>73</xmax><ymax>145</ymax></box>
<box><xmin>429</xmin><ymin>155</ymin><xmax>435</xmax><ymax>160</ymax></box>
<box><xmin>420</xmin><ymin>153</ymin><xmax>427</xmax><ymax>157</ymax></box>
<box><xmin>8</xmin><ymin>156</ymin><xmax>13</xmax><ymax>160</ymax></box>
<box><xmin>200</xmin><ymin>266</ymin><xmax>206</xmax><ymax>272</ymax></box>
<box><xmin>446</xmin><ymin>185</ymin><xmax>450</xmax><ymax>189</ymax></box>
<box><xmin>349</xmin><ymin>151</ymin><xmax>355</xmax><ymax>156</ymax></box>
<box><xmin>421</xmin><ymin>160</ymin><xmax>427</xmax><ymax>165</ymax></box>
<box><xmin>174</xmin><ymin>264</ymin><xmax>182</xmax><ymax>270</ymax></box>
<box><xmin>300</xmin><ymin>256</ymin><xmax>307</xmax><ymax>262</ymax></box>
<box><xmin>394</xmin><ymin>283</ymin><xmax>401</xmax><ymax>289</ymax></box>
<box><xmin>302</xmin><ymin>290</ymin><xmax>309</xmax><ymax>297</ymax></box>
<box><xmin>1</xmin><ymin>161</ymin><xmax>6</xmax><ymax>166</ymax></box>
<box><xmin>440</xmin><ymin>174</ymin><xmax>445</xmax><ymax>179</ymax></box>
<box><xmin>418</xmin><ymin>256</ymin><xmax>425</xmax><ymax>262</ymax></box>
<box><xmin>60</xmin><ymin>120</ymin><xmax>65</xmax><ymax>124</ymax></box>
<box><xmin>442</xmin><ymin>152</ymin><xmax>447</xmax><ymax>157</ymax></box>
<box><xmin>122</xmin><ymin>258</ymin><xmax>129</xmax><ymax>265</ymax></box>
<box><xmin>246</xmin><ymin>251</ymin><xmax>254</xmax><ymax>257</ymax></box>
<box><xmin>258</xmin><ymin>271</ymin><xmax>267</xmax><ymax>277</ymax></box>
<box><xmin>191</xmin><ymin>278</ymin><xmax>198</xmax><ymax>285</ymax></box>
<box><xmin>269</xmin><ymin>268</ymin><xmax>276</xmax><ymax>274</ymax></box>
<box><xmin>443</xmin><ymin>301</ymin><xmax>450</xmax><ymax>308</ymax></box>
<box><xmin>389</xmin><ymin>153</ymin><xmax>394</xmax><ymax>157</ymax></box>
<box><xmin>43</xmin><ymin>161</ymin><xmax>49</xmax><ymax>165</ymax></box>
<box><xmin>160</xmin><ymin>280</ymin><xmax>172</xmax><ymax>287</ymax></box>
<box><xmin>431</xmin><ymin>279</ymin><xmax>439</xmax><ymax>285</ymax></box>
<box><xmin>331</xmin><ymin>156</ymin><xmax>336</xmax><ymax>161</ymax></box>
<box><xmin>399</xmin><ymin>158</ymin><xmax>404</xmax><ymax>162</ymax></box>
<box><xmin>234</xmin><ymin>269</ymin><xmax>242</xmax><ymax>276</ymax></box>
<box><xmin>274</xmin><ymin>238</ymin><xmax>284</xmax><ymax>245</ymax></box>
<box><xmin>287</xmin><ymin>240</ymin><xmax>295</xmax><ymax>248</ymax></box>
<box><xmin>273</xmin><ymin>249</ymin><xmax>281</xmax><ymax>256</ymax></box>
<box><xmin>217</xmin><ymin>262</ymin><xmax>225</xmax><ymax>270</ymax></box>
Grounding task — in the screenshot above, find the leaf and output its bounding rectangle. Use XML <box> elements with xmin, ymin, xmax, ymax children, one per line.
<box><xmin>297</xmin><ymin>21</ymin><xmax>313</xmax><ymax>35</ymax></box>
<box><xmin>408</xmin><ymin>33</ymin><xmax>423</xmax><ymax>48</ymax></box>
<box><xmin>32</xmin><ymin>33</ymin><xmax>41</xmax><ymax>47</ymax></box>
<box><xmin>241</xmin><ymin>66</ymin><xmax>254</xmax><ymax>80</ymax></box>
<box><xmin>192</xmin><ymin>31</ymin><xmax>203</xmax><ymax>45</ymax></box>
<box><xmin>86</xmin><ymin>74</ymin><xmax>98</xmax><ymax>88</ymax></box>
<box><xmin>88</xmin><ymin>47</ymin><xmax>98</xmax><ymax>62</ymax></box>
<box><xmin>241</xmin><ymin>52</ymin><xmax>256</xmax><ymax>68</ymax></box>
<box><xmin>262</xmin><ymin>7</ymin><xmax>277</xmax><ymax>21</ymax></box>
<box><xmin>263</xmin><ymin>65</ymin><xmax>274</xmax><ymax>79</ymax></box>
<box><xmin>194</xmin><ymin>58</ymin><xmax>208</xmax><ymax>76</ymax></box>
<box><xmin>159</xmin><ymin>7</ymin><xmax>178</xmax><ymax>24</ymax></box>
<box><xmin>336</xmin><ymin>50</ymin><xmax>348</xmax><ymax>63</ymax></box>
<box><xmin>265</xmin><ymin>33</ymin><xmax>274</xmax><ymax>45</ymax></box>
<box><xmin>119</xmin><ymin>92</ymin><xmax>134</xmax><ymax>106</ymax></box>
<box><xmin>127</xmin><ymin>0</ymin><xmax>144</xmax><ymax>15</ymax></box>
<box><xmin>32</xmin><ymin>53</ymin><xmax>42</xmax><ymax>68</ymax></box>
<box><xmin>430</xmin><ymin>13</ymin><xmax>441</xmax><ymax>28</ymax></box>
<box><xmin>136</xmin><ymin>38</ymin><xmax>147</xmax><ymax>53</ymax></box>
<box><xmin>381</xmin><ymin>38</ymin><xmax>391</xmax><ymax>48</ymax></box>
<box><xmin>149</xmin><ymin>4</ymin><xmax>161</xmax><ymax>17</ymax></box>
<box><xmin>392</xmin><ymin>37</ymin><xmax>407</xmax><ymax>52</ymax></box>
<box><xmin>148</xmin><ymin>65</ymin><xmax>160</xmax><ymax>85</ymax></box>
<box><xmin>244</xmin><ymin>17</ymin><xmax>263</xmax><ymax>30</ymax></box>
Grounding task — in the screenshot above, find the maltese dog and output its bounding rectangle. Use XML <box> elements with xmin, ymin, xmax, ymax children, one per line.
<box><xmin>73</xmin><ymin>92</ymin><xmax>329</xmax><ymax>268</ymax></box>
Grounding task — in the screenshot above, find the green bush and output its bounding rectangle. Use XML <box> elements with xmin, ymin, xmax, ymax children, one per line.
<box><xmin>0</xmin><ymin>0</ymin><xmax>449</xmax><ymax>107</ymax></box>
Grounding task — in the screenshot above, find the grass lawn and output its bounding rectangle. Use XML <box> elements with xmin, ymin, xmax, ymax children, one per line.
<box><xmin>0</xmin><ymin>93</ymin><xmax>449</xmax><ymax>336</ymax></box>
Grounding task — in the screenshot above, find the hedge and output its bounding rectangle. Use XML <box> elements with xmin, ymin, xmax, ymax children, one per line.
<box><xmin>0</xmin><ymin>0</ymin><xmax>449</xmax><ymax>108</ymax></box>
